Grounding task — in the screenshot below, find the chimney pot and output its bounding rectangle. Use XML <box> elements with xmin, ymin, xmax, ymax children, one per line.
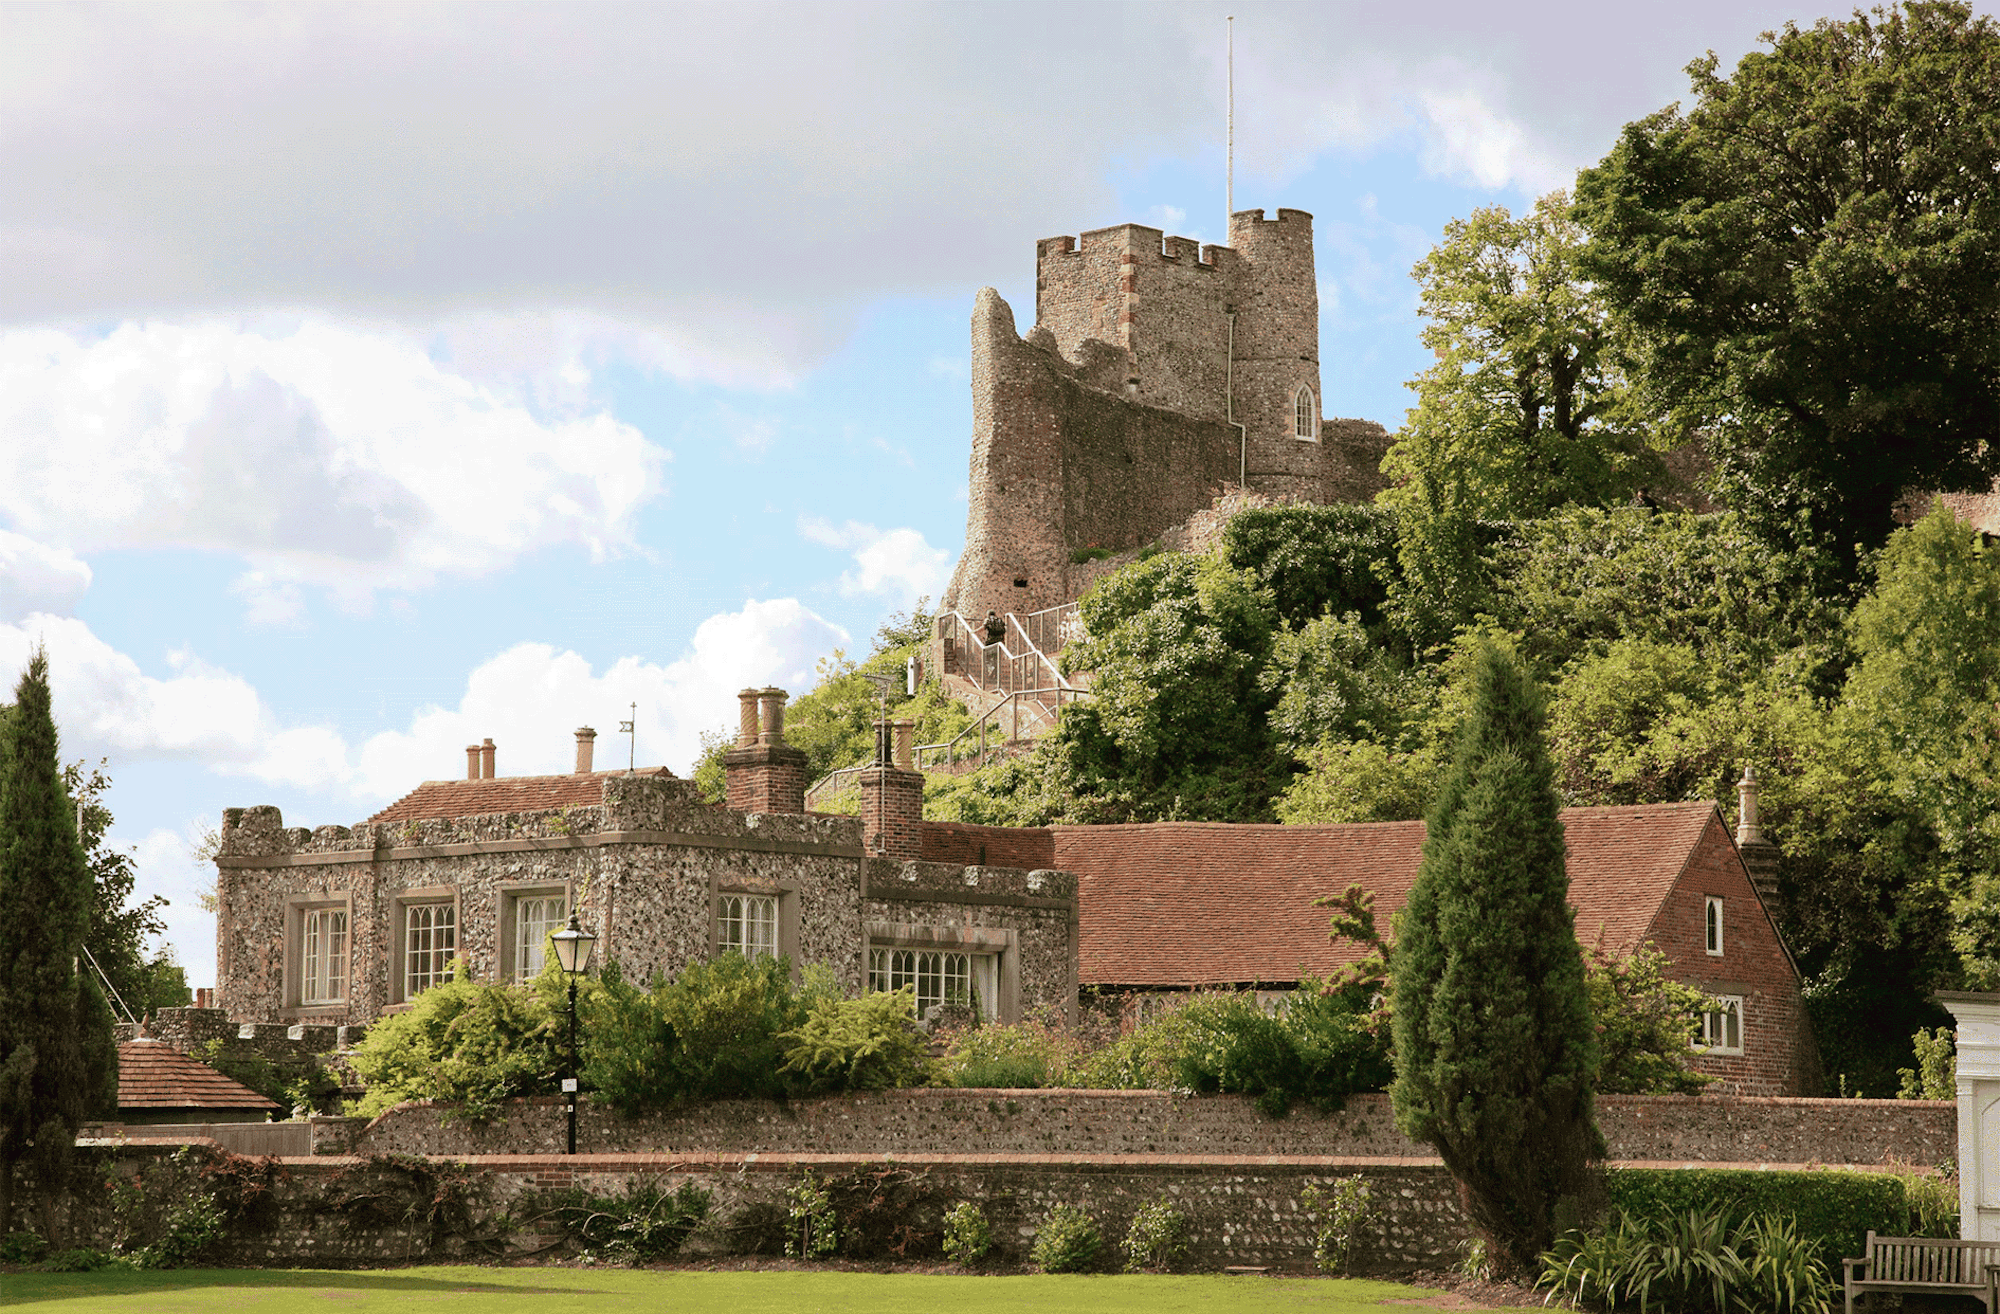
<box><xmin>466</xmin><ymin>744</ymin><xmax>482</xmax><ymax>780</ymax></box>
<box><xmin>758</xmin><ymin>687</ymin><xmax>787</xmax><ymax>745</ymax></box>
<box><xmin>893</xmin><ymin>719</ymin><xmax>915</xmax><ymax>770</ymax></box>
<box><xmin>1736</xmin><ymin>765</ymin><xmax>1764</xmax><ymax>846</ymax></box>
<box><xmin>737</xmin><ymin>688</ymin><xmax>761</xmax><ymax>747</ymax></box>
<box><xmin>481</xmin><ymin>738</ymin><xmax>496</xmax><ymax>779</ymax></box>
<box><xmin>574</xmin><ymin>727</ymin><xmax>597</xmax><ymax>774</ymax></box>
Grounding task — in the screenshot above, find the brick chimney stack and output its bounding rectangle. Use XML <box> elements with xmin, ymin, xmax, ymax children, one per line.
<box><xmin>724</xmin><ymin>688</ymin><xmax>808</xmax><ymax>813</ymax></box>
<box><xmin>575</xmin><ymin>727</ymin><xmax>597</xmax><ymax>774</ymax></box>
<box><xmin>466</xmin><ymin>744</ymin><xmax>482</xmax><ymax>780</ymax></box>
<box><xmin>480</xmin><ymin>738</ymin><xmax>496</xmax><ymax>779</ymax></box>
<box><xmin>860</xmin><ymin>717</ymin><xmax>924</xmax><ymax>858</ymax></box>
<box><xmin>1735</xmin><ymin>765</ymin><xmax>1782</xmax><ymax>908</ymax></box>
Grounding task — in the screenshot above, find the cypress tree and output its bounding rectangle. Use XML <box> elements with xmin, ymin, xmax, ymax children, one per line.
<box><xmin>1389</xmin><ymin>639</ymin><xmax>1603</xmax><ymax>1273</ymax></box>
<box><xmin>0</xmin><ymin>650</ymin><xmax>111</xmax><ymax>1238</ymax></box>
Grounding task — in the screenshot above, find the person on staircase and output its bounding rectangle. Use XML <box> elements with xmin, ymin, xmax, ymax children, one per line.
<box><xmin>982</xmin><ymin>610</ymin><xmax>1004</xmax><ymax>685</ymax></box>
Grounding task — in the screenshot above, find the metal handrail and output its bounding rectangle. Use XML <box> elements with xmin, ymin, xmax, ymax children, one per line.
<box><xmin>914</xmin><ymin>686</ymin><xmax>1090</xmax><ymax>769</ymax></box>
<box><xmin>934</xmin><ymin>608</ymin><xmax>1074</xmax><ymax>695</ymax></box>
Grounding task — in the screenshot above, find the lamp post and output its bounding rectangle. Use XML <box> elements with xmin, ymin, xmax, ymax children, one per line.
<box><xmin>550</xmin><ymin>912</ymin><xmax>598</xmax><ymax>1155</ymax></box>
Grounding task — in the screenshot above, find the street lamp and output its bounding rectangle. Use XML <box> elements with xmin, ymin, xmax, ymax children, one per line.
<box><xmin>550</xmin><ymin>912</ymin><xmax>598</xmax><ymax>1155</ymax></box>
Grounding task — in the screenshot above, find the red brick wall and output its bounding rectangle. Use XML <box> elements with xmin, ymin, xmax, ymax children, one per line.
<box><xmin>1644</xmin><ymin>815</ymin><xmax>1820</xmax><ymax>1096</ymax></box>
<box><xmin>858</xmin><ymin>767</ymin><xmax>924</xmax><ymax>858</ymax></box>
<box><xmin>920</xmin><ymin>821</ymin><xmax>1055</xmax><ymax>869</ymax></box>
<box><xmin>724</xmin><ymin>745</ymin><xmax>808</xmax><ymax>815</ymax></box>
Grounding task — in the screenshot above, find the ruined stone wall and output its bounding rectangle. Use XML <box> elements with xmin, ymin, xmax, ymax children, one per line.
<box><xmin>942</xmin><ymin>268</ymin><xmax>1390</xmax><ymax>626</ymax></box>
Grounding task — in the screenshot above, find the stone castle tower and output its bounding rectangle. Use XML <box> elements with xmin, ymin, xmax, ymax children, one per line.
<box><xmin>941</xmin><ymin>208</ymin><xmax>1387</xmax><ymax>625</ymax></box>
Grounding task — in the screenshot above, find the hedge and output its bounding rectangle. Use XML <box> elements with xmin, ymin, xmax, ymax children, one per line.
<box><xmin>1605</xmin><ymin>1168</ymin><xmax>1912</xmax><ymax>1264</ymax></box>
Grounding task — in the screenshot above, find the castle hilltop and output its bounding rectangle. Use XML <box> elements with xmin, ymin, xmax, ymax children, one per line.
<box><xmin>940</xmin><ymin>209</ymin><xmax>1390</xmax><ymax>628</ymax></box>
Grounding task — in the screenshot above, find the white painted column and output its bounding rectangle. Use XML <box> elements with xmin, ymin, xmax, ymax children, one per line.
<box><xmin>1940</xmin><ymin>992</ymin><xmax>2000</xmax><ymax>1239</ymax></box>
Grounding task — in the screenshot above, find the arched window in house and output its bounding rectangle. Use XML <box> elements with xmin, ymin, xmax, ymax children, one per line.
<box><xmin>1294</xmin><ymin>384</ymin><xmax>1319</xmax><ymax>440</ymax></box>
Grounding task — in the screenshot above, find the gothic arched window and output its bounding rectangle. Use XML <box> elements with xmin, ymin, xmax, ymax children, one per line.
<box><xmin>1294</xmin><ymin>384</ymin><xmax>1319</xmax><ymax>440</ymax></box>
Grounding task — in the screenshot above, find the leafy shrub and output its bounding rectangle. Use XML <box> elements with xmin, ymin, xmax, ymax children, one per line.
<box><xmin>1122</xmin><ymin>1199</ymin><xmax>1190</xmax><ymax>1272</ymax></box>
<box><xmin>1737</xmin><ymin>1213</ymin><xmax>1835</xmax><ymax>1314</ymax></box>
<box><xmin>41</xmin><ymin>1247</ymin><xmax>120</xmax><ymax>1272</ymax></box>
<box><xmin>1075</xmin><ymin>984</ymin><xmax>1389</xmax><ymax>1115</ymax></box>
<box><xmin>347</xmin><ymin>962</ymin><xmax>564</xmax><ymax>1119</ymax></box>
<box><xmin>779</xmin><ymin>986</ymin><xmax>930</xmax><ymax>1092</ymax></box>
<box><xmin>536</xmin><ymin>1179</ymin><xmax>711</xmax><ymax>1262</ymax></box>
<box><xmin>1540</xmin><ymin>1208</ymin><xmax>1834</xmax><ymax>1314</ymax></box>
<box><xmin>942</xmin><ymin>1202</ymin><xmax>992</xmax><ymax>1264</ymax></box>
<box><xmin>938</xmin><ymin>1020</ymin><xmax>1079</xmax><ymax>1089</ymax></box>
<box><xmin>1897</xmin><ymin>1028</ymin><xmax>1956</xmax><ymax>1101</ymax></box>
<box><xmin>586</xmin><ymin>953</ymin><xmax>806</xmax><ymax>1112</ymax></box>
<box><xmin>785</xmin><ymin>1171</ymin><xmax>838</xmax><ymax>1260</ymax></box>
<box><xmin>1</xmin><ymin>1231</ymin><xmax>48</xmax><ymax>1265</ymax></box>
<box><xmin>1891</xmin><ymin>1167</ymin><xmax>1960</xmax><ymax>1239</ymax></box>
<box><xmin>1032</xmin><ymin>1203</ymin><xmax>1102</xmax><ymax>1273</ymax></box>
<box><xmin>1605</xmin><ymin>1168</ymin><xmax>1903</xmax><ymax>1270</ymax></box>
<box><xmin>1300</xmin><ymin>1175</ymin><xmax>1376</xmax><ymax>1274</ymax></box>
<box><xmin>132</xmin><ymin>1194</ymin><xmax>227</xmax><ymax>1270</ymax></box>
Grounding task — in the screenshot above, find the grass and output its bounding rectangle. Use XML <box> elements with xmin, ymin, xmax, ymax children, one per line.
<box><xmin>0</xmin><ymin>1266</ymin><xmax>1469</xmax><ymax>1313</ymax></box>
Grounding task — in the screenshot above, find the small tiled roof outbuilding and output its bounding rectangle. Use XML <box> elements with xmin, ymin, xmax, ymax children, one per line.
<box><xmin>368</xmin><ymin>767</ymin><xmax>677</xmax><ymax>824</ymax></box>
<box><xmin>117</xmin><ymin>1039</ymin><xmax>281</xmax><ymax>1115</ymax></box>
<box><xmin>1048</xmin><ymin>800</ymin><xmax>1732</xmax><ymax>988</ymax></box>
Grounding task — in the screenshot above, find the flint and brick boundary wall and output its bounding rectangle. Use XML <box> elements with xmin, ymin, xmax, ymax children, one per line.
<box><xmin>61</xmin><ymin>1140</ymin><xmax>1465</xmax><ymax>1272</ymax></box>
<box><xmin>65</xmin><ymin>1086</ymin><xmax>1954</xmax><ymax>1273</ymax></box>
<box><xmin>335</xmin><ymin>1090</ymin><xmax>1956</xmax><ymax>1168</ymax></box>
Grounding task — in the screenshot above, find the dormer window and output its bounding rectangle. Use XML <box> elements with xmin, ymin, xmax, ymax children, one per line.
<box><xmin>1294</xmin><ymin>385</ymin><xmax>1319</xmax><ymax>440</ymax></box>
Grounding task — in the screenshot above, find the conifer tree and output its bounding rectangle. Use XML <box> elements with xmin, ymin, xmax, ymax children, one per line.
<box><xmin>0</xmin><ymin>650</ymin><xmax>112</xmax><ymax>1237</ymax></box>
<box><xmin>1389</xmin><ymin>639</ymin><xmax>1602</xmax><ymax>1273</ymax></box>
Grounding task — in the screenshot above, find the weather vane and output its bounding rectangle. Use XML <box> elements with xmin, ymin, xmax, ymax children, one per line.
<box><xmin>619</xmin><ymin>702</ymin><xmax>635</xmax><ymax>772</ymax></box>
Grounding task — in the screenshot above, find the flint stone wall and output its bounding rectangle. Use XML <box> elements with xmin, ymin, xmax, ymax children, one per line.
<box><xmin>215</xmin><ymin>778</ymin><xmax>1078</xmax><ymax>1028</ymax></box>
<box><xmin>60</xmin><ymin>1140</ymin><xmax>1464</xmax><ymax>1273</ymax></box>
<box><xmin>341</xmin><ymin>1090</ymin><xmax>1955</xmax><ymax>1168</ymax></box>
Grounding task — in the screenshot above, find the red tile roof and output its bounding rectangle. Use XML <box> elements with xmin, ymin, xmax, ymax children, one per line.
<box><xmin>1053</xmin><ymin>801</ymin><xmax>1721</xmax><ymax>988</ymax></box>
<box><xmin>117</xmin><ymin>1040</ymin><xmax>282</xmax><ymax>1113</ymax></box>
<box><xmin>368</xmin><ymin>768</ymin><xmax>676</xmax><ymax>824</ymax></box>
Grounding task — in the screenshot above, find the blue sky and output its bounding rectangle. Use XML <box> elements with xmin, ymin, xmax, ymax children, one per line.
<box><xmin>0</xmin><ymin>0</ymin><xmax>1856</xmax><ymax>987</ymax></box>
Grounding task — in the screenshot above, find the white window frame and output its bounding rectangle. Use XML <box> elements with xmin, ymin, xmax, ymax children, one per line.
<box><xmin>868</xmin><ymin>946</ymin><xmax>998</xmax><ymax>1020</ymax></box>
<box><xmin>865</xmin><ymin>920</ymin><xmax>1018</xmax><ymax>1023</ymax></box>
<box><xmin>717</xmin><ymin>892</ymin><xmax>779</xmax><ymax>961</ymax></box>
<box><xmin>300</xmin><ymin>906</ymin><xmax>349</xmax><ymax>1006</ymax></box>
<box><xmin>401</xmin><ymin>899</ymin><xmax>457</xmax><ymax>1000</ymax></box>
<box><xmin>497</xmin><ymin>883</ymin><xmax>571</xmax><ymax>984</ymax></box>
<box><xmin>1706</xmin><ymin>896</ymin><xmax>1725</xmax><ymax>957</ymax></box>
<box><xmin>1700</xmin><ymin>995</ymin><xmax>1744</xmax><ymax>1056</ymax></box>
<box><xmin>1293</xmin><ymin>384</ymin><xmax>1319</xmax><ymax>441</ymax></box>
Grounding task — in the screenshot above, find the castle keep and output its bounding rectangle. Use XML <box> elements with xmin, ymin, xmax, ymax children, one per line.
<box><xmin>941</xmin><ymin>208</ymin><xmax>1389</xmax><ymax>624</ymax></box>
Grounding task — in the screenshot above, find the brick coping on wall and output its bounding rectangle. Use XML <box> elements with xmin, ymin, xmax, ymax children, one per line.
<box><xmin>139</xmin><ymin>1149</ymin><xmax>1921</xmax><ymax>1175</ymax></box>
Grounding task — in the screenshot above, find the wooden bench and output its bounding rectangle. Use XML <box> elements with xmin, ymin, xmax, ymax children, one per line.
<box><xmin>1843</xmin><ymin>1232</ymin><xmax>2000</xmax><ymax>1314</ymax></box>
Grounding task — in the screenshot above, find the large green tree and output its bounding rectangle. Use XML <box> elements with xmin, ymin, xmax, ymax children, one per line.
<box><xmin>1389</xmin><ymin>640</ymin><xmax>1602</xmax><ymax>1273</ymax></box>
<box><xmin>68</xmin><ymin>760</ymin><xmax>183</xmax><ymax>1019</ymax></box>
<box><xmin>0</xmin><ymin>651</ymin><xmax>117</xmax><ymax>1236</ymax></box>
<box><xmin>1383</xmin><ymin>193</ymin><xmax>1658</xmax><ymax>525</ymax></box>
<box><xmin>1575</xmin><ymin>1</ymin><xmax>2000</xmax><ymax>557</ymax></box>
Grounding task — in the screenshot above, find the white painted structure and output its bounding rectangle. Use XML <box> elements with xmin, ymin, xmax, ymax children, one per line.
<box><xmin>1941</xmin><ymin>992</ymin><xmax>2000</xmax><ymax>1240</ymax></box>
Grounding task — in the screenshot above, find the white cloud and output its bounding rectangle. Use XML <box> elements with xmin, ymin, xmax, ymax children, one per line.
<box><xmin>706</xmin><ymin>402</ymin><xmax>780</xmax><ymax>458</ymax></box>
<box><xmin>125</xmin><ymin>824</ymin><xmax>218</xmax><ymax>993</ymax></box>
<box><xmin>798</xmin><ymin>517</ymin><xmax>950</xmax><ymax>601</ymax></box>
<box><xmin>350</xmin><ymin>598</ymin><xmax>847</xmax><ymax>795</ymax></box>
<box><xmin>0</xmin><ymin>529</ymin><xmax>91</xmax><ymax>620</ymax></box>
<box><xmin>0</xmin><ymin>595</ymin><xmax>846</xmax><ymax>803</ymax></box>
<box><xmin>0</xmin><ymin>2</ymin><xmax>1808</xmax><ymax>385</ymax></box>
<box><xmin>0</xmin><ymin>318</ymin><xmax>668</xmax><ymax>611</ymax></box>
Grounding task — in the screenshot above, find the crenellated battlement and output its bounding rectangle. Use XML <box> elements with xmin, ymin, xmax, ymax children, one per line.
<box><xmin>946</xmin><ymin>204</ymin><xmax>1388</xmax><ymax>625</ymax></box>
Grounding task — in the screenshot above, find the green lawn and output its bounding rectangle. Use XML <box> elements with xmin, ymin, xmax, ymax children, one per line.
<box><xmin>0</xmin><ymin>1266</ymin><xmax>1473</xmax><ymax>1313</ymax></box>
